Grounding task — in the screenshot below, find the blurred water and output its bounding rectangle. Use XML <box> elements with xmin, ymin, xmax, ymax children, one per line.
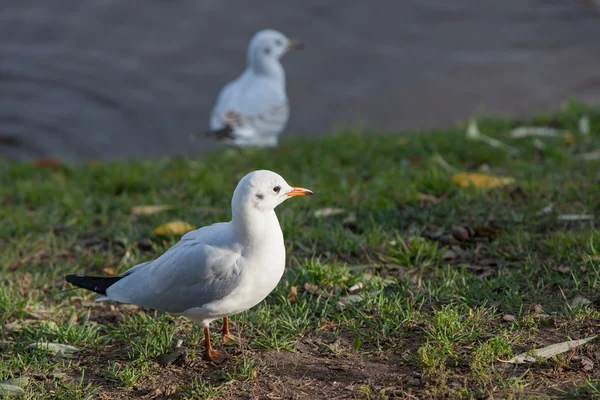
<box><xmin>0</xmin><ymin>0</ymin><xmax>599</xmax><ymax>161</ymax></box>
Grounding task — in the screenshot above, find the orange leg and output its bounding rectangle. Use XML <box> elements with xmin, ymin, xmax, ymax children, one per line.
<box><xmin>203</xmin><ymin>326</ymin><xmax>228</xmax><ymax>364</ymax></box>
<box><xmin>221</xmin><ymin>316</ymin><xmax>241</xmax><ymax>343</ymax></box>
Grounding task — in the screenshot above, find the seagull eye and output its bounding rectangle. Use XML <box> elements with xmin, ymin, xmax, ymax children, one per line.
<box><xmin>264</xmin><ymin>47</ymin><xmax>271</xmax><ymax>55</ymax></box>
<box><xmin>273</xmin><ymin>185</ymin><xmax>281</xmax><ymax>193</ymax></box>
<box><xmin>275</xmin><ymin>39</ymin><xmax>283</xmax><ymax>46</ymax></box>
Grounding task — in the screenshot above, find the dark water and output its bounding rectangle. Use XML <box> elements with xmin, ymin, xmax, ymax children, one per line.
<box><xmin>1</xmin><ymin>0</ymin><xmax>599</xmax><ymax>161</ymax></box>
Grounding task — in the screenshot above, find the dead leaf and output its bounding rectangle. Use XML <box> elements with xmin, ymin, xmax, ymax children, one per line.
<box><xmin>502</xmin><ymin>314</ymin><xmax>517</xmax><ymax>322</ymax></box>
<box><xmin>287</xmin><ymin>286</ymin><xmax>298</xmax><ymax>304</ymax></box>
<box><xmin>579</xmin><ymin>116</ymin><xmax>590</xmax><ymax>135</ymax></box>
<box><xmin>571</xmin><ymin>294</ymin><xmax>592</xmax><ymax>308</ymax></box>
<box><xmin>152</xmin><ymin>221</ymin><xmax>196</xmax><ymax>236</ymax></box>
<box><xmin>0</xmin><ymin>382</ymin><xmax>25</xmax><ymax>396</ymax></box>
<box><xmin>417</xmin><ymin>193</ymin><xmax>440</xmax><ymax>204</ymax></box>
<box><xmin>563</xmin><ymin>132</ymin><xmax>575</xmax><ymax>145</ymax></box>
<box><xmin>131</xmin><ymin>205</ymin><xmax>172</xmax><ymax>216</ymax></box>
<box><xmin>577</xmin><ymin>150</ymin><xmax>600</xmax><ymax>161</ymax></box>
<box><xmin>510</xmin><ymin>126</ymin><xmax>563</xmax><ymax>138</ymax></box>
<box><xmin>536</xmin><ymin>204</ymin><xmax>553</xmax><ymax>216</ymax></box>
<box><xmin>502</xmin><ymin>336</ymin><xmax>597</xmax><ymax>364</ymax></box>
<box><xmin>303</xmin><ymin>282</ymin><xmax>328</xmax><ymax>299</ymax></box>
<box><xmin>472</xmin><ymin>226</ymin><xmax>502</xmax><ymax>239</ymax></box>
<box><xmin>102</xmin><ymin>266</ymin><xmax>117</xmax><ymax>275</ymax></box>
<box><xmin>554</xmin><ymin>265</ymin><xmax>571</xmax><ymax>274</ymax></box>
<box><xmin>348</xmin><ymin>282</ymin><xmax>364</xmax><ymax>293</ymax></box>
<box><xmin>34</xmin><ymin>158</ymin><xmax>62</xmax><ymax>169</ymax></box>
<box><xmin>467</xmin><ymin>120</ymin><xmax>519</xmax><ymax>154</ymax></box>
<box><xmin>581</xmin><ymin>356</ymin><xmax>594</xmax><ymax>371</ymax></box>
<box><xmin>26</xmin><ymin>342</ymin><xmax>81</xmax><ymax>356</ymax></box>
<box><xmin>451</xmin><ymin>172</ymin><xmax>515</xmax><ymax>189</ymax></box>
<box><xmin>557</xmin><ymin>214</ymin><xmax>594</xmax><ymax>222</ymax></box>
<box><xmin>313</xmin><ymin>208</ymin><xmax>346</xmax><ymax>218</ymax></box>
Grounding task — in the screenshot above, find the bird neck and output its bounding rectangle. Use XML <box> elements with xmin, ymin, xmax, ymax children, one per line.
<box><xmin>248</xmin><ymin>59</ymin><xmax>286</xmax><ymax>83</ymax></box>
<box><xmin>232</xmin><ymin>207</ymin><xmax>281</xmax><ymax>245</ymax></box>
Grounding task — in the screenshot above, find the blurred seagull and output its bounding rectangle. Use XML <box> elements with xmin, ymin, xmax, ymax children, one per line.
<box><xmin>199</xmin><ymin>29</ymin><xmax>304</xmax><ymax>147</ymax></box>
<box><xmin>66</xmin><ymin>170</ymin><xmax>313</xmax><ymax>363</ymax></box>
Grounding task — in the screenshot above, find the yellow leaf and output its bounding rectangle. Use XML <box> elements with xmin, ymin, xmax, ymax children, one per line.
<box><xmin>451</xmin><ymin>172</ymin><xmax>515</xmax><ymax>189</ymax></box>
<box><xmin>153</xmin><ymin>221</ymin><xmax>196</xmax><ymax>236</ymax></box>
<box><xmin>131</xmin><ymin>205</ymin><xmax>172</xmax><ymax>216</ymax></box>
<box><xmin>563</xmin><ymin>132</ymin><xmax>575</xmax><ymax>145</ymax></box>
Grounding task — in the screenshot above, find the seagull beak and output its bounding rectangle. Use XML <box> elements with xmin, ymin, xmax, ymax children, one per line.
<box><xmin>287</xmin><ymin>40</ymin><xmax>306</xmax><ymax>51</ymax></box>
<box><xmin>288</xmin><ymin>187</ymin><xmax>313</xmax><ymax>197</ymax></box>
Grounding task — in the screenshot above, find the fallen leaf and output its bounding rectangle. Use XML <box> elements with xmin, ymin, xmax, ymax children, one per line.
<box><xmin>502</xmin><ymin>336</ymin><xmax>597</xmax><ymax>364</ymax></box>
<box><xmin>152</xmin><ymin>221</ymin><xmax>196</xmax><ymax>236</ymax></box>
<box><xmin>26</xmin><ymin>342</ymin><xmax>81</xmax><ymax>355</ymax></box>
<box><xmin>34</xmin><ymin>158</ymin><xmax>62</xmax><ymax>169</ymax></box>
<box><xmin>313</xmin><ymin>208</ymin><xmax>346</xmax><ymax>218</ymax></box>
<box><xmin>502</xmin><ymin>314</ymin><xmax>517</xmax><ymax>322</ymax></box>
<box><xmin>577</xmin><ymin>151</ymin><xmax>600</xmax><ymax>161</ymax></box>
<box><xmin>467</xmin><ymin>120</ymin><xmax>519</xmax><ymax>154</ymax></box>
<box><xmin>577</xmin><ymin>115</ymin><xmax>591</xmax><ymax>135</ymax></box>
<box><xmin>102</xmin><ymin>267</ymin><xmax>117</xmax><ymax>275</ymax></box>
<box><xmin>417</xmin><ymin>193</ymin><xmax>440</xmax><ymax>204</ymax></box>
<box><xmin>510</xmin><ymin>126</ymin><xmax>563</xmax><ymax>138</ymax></box>
<box><xmin>451</xmin><ymin>172</ymin><xmax>515</xmax><ymax>189</ymax></box>
<box><xmin>348</xmin><ymin>282</ymin><xmax>364</xmax><ymax>293</ymax></box>
<box><xmin>581</xmin><ymin>356</ymin><xmax>594</xmax><ymax>371</ymax></box>
<box><xmin>432</xmin><ymin>153</ymin><xmax>459</xmax><ymax>173</ymax></box>
<box><xmin>536</xmin><ymin>204</ymin><xmax>553</xmax><ymax>216</ymax></box>
<box><xmin>0</xmin><ymin>383</ymin><xmax>25</xmax><ymax>396</ymax></box>
<box><xmin>554</xmin><ymin>265</ymin><xmax>571</xmax><ymax>274</ymax></box>
<box><xmin>472</xmin><ymin>226</ymin><xmax>502</xmax><ymax>238</ymax></box>
<box><xmin>571</xmin><ymin>294</ymin><xmax>592</xmax><ymax>308</ymax></box>
<box><xmin>557</xmin><ymin>214</ymin><xmax>594</xmax><ymax>221</ymax></box>
<box><xmin>287</xmin><ymin>286</ymin><xmax>298</xmax><ymax>304</ymax></box>
<box><xmin>0</xmin><ymin>378</ymin><xmax>29</xmax><ymax>388</ymax></box>
<box><xmin>131</xmin><ymin>205</ymin><xmax>172</xmax><ymax>216</ymax></box>
<box><xmin>563</xmin><ymin>132</ymin><xmax>575</xmax><ymax>145</ymax></box>
<box><xmin>303</xmin><ymin>282</ymin><xmax>328</xmax><ymax>299</ymax></box>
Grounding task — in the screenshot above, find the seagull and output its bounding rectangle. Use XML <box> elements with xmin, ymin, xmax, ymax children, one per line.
<box><xmin>65</xmin><ymin>170</ymin><xmax>313</xmax><ymax>363</ymax></box>
<box><xmin>201</xmin><ymin>29</ymin><xmax>305</xmax><ymax>148</ymax></box>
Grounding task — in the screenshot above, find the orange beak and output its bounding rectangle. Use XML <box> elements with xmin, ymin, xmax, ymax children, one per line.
<box><xmin>287</xmin><ymin>187</ymin><xmax>314</xmax><ymax>197</ymax></box>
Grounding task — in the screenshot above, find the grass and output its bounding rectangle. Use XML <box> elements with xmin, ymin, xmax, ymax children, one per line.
<box><xmin>1</xmin><ymin>100</ymin><xmax>599</xmax><ymax>399</ymax></box>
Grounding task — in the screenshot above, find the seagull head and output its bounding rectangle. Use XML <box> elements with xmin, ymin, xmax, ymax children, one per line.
<box><xmin>247</xmin><ymin>29</ymin><xmax>304</xmax><ymax>75</ymax></box>
<box><xmin>232</xmin><ymin>170</ymin><xmax>313</xmax><ymax>213</ymax></box>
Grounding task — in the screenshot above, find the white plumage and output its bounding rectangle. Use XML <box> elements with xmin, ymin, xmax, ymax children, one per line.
<box><xmin>66</xmin><ymin>170</ymin><xmax>313</xmax><ymax>363</ymax></box>
<box><xmin>206</xmin><ymin>29</ymin><xmax>304</xmax><ymax>147</ymax></box>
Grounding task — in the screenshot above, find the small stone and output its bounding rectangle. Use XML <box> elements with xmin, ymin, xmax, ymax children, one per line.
<box><xmin>440</xmin><ymin>234</ymin><xmax>460</xmax><ymax>246</ymax></box>
<box><xmin>451</xmin><ymin>226</ymin><xmax>470</xmax><ymax>241</ymax></box>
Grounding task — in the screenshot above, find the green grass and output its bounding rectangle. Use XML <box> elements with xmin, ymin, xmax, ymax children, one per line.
<box><xmin>1</xmin><ymin>100</ymin><xmax>599</xmax><ymax>399</ymax></box>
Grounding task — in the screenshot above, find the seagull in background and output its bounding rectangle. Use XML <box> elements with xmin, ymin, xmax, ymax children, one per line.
<box><xmin>198</xmin><ymin>29</ymin><xmax>304</xmax><ymax>148</ymax></box>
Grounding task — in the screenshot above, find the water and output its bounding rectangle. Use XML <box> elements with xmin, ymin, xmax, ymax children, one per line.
<box><xmin>0</xmin><ymin>0</ymin><xmax>599</xmax><ymax>161</ymax></box>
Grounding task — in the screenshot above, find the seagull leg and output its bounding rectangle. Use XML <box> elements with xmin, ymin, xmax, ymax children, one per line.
<box><xmin>203</xmin><ymin>326</ymin><xmax>228</xmax><ymax>364</ymax></box>
<box><xmin>221</xmin><ymin>316</ymin><xmax>242</xmax><ymax>343</ymax></box>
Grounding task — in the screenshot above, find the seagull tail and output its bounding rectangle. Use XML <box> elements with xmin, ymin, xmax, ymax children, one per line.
<box><xmin>65</xmin><ymin>274</ymin><xmax>124</xmax><ymax>296</ymax></box>
<box><xmin>205</xmin><ymin>125</ymin><xmax>235</xmax><ymax>141</ymax></box>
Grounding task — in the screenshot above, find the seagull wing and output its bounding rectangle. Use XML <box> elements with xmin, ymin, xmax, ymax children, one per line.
<box><xmin>210</xmin><ymin>72</ymin><xmax>289</xmax><ymax>140</ymax></box>
<box><xmin>106</xmin><ymin>225</ymin><xmax>243</xmax><ymax>314</ymax></box>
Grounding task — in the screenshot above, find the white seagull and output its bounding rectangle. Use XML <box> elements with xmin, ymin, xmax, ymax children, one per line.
<box><xmin>203</xmin><ymin>29</ymin><xmax>304</xmax><ymax>148</ymax></box>
<box><xmin>66</xmin><ymin>170</ymin><xmax>313</xmax><ymax>363</ymax></box>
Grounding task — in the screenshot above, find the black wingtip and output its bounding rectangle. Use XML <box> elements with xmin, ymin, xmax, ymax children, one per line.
<box><xmin>65</xmin><ymin>274</ymin><xmax>123</xmax><ymax>295</ymax></box>
<box><xmin>206</xmin><ymin>125</ymin><xmax>235</xmax><ymax>141</ymax></box>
